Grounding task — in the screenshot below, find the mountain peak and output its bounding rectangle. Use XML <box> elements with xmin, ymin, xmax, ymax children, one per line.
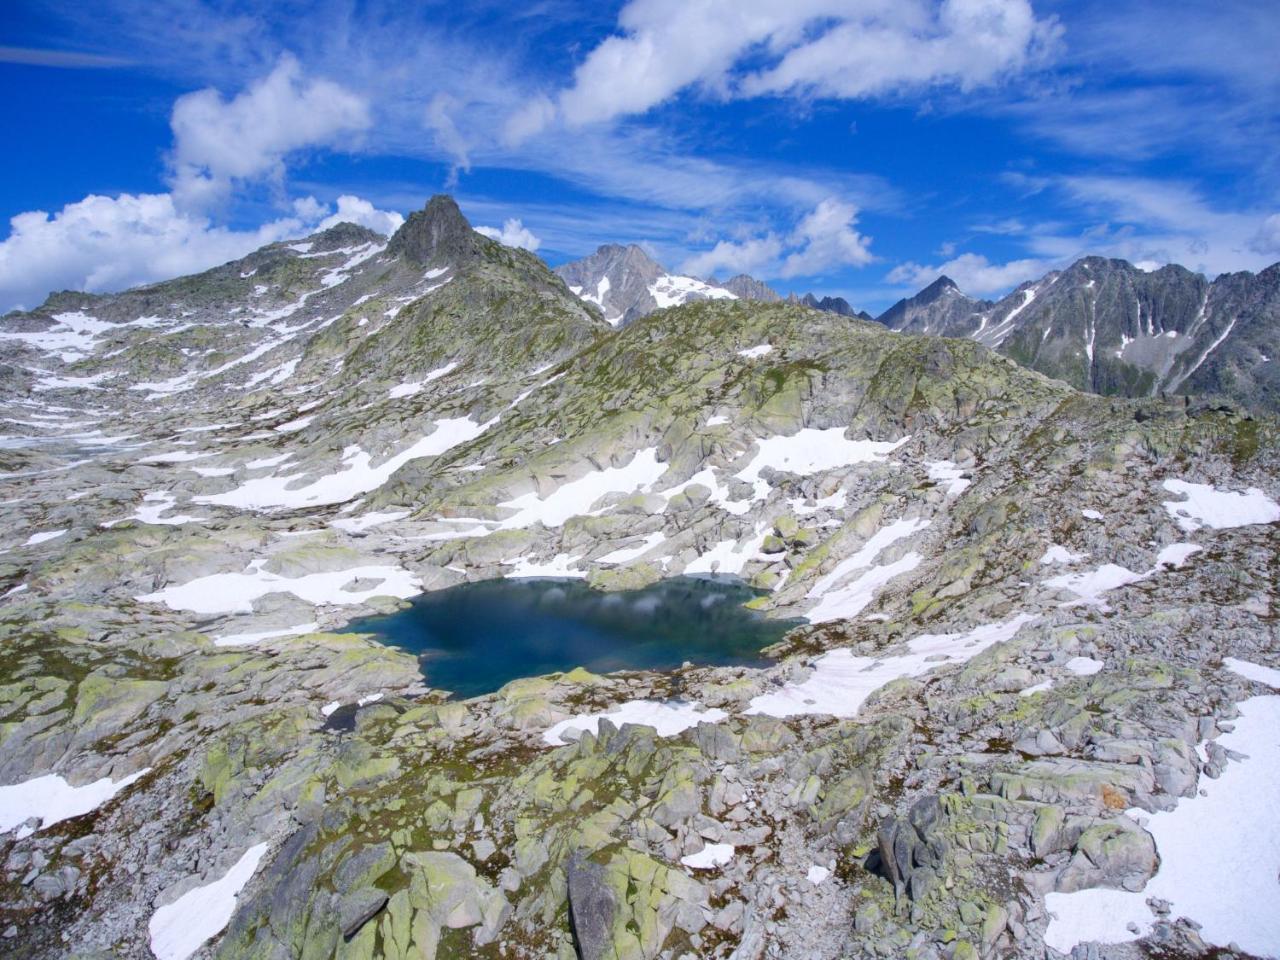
<box><xmin>921</xmin><ymin>275</ymin><xmax>960</xmax><ymax>298</ymax></box>
<box><xmin>387</xmin><ymin>194</ymin><xmax>481</xmax><ymax>267</ymax></box>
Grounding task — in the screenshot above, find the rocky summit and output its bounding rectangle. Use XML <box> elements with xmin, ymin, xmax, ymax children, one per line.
<box><xmin>1</xmin><ymin>196</ymin><xmax>1279</xmax><ymax>960</ymax></box>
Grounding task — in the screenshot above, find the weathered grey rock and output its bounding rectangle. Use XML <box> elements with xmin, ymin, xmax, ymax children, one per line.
<box><xmin>566</xmin><ymin>853</ymin><xmax>617</xmax><ymax>960</ymax></box>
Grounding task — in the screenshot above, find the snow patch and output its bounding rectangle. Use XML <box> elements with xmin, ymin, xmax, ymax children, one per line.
<box><xmin>148</xmin><ymin>842</ymin><xmax>270</xmax><ymax>960</ymax></box>
<box><xmin>497</xmin><ymin>449</ymin><xmax>668</xmax><ymax>529</ymax></box>
<box><xmin>0</xmin><ymin>768</ymin><xmax>150</xmax><ymax>835</ymax></box>
<box><xmin>197</xmin><ymin>418</ymin><xmax>492</xmax><ymax>510</ymax></box>
<box><xmin>137</xmin><ymin>561</ymin><xmax>420</xmax><ymax>615</ymax></box>
<box><xmin>213</xmin><ymin>622</ymin><xmax>320</xmax><ymax>648</ymax></box>
<box><xmin>747</xmin><ymin>615</ymin><xmax>1038</xmax><ymax>718</ymax></box>
<box><xmin>543</xmin><ymin>700</ymin><xmax>727</xmax><ymax>746</ymax></box>
<box><xmin>681</xmin><ymin>843</ymin><xmax>735</xmax><ymax>870</ymax></box>
<box><xmin>1161</xmin><ymin>479</ymin><xmax>1280</xmax><ymax>532</ymax></box>
<box><xmin>926</xmin><ymin>461</ymin><xmax>971</xmax><ymax>496</ymax></box>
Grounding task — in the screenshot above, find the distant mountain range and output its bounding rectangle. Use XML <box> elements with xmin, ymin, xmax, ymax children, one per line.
<box><xmin>555</xmin><ymin>243</ymin><xmax>1279</xmax><ymax>414</ymax></box>
<box><xmin>873</xmin><ymin>257</ymin><xmax>1279</xmax><ymax>413</ymax></box>
<box><xmin>552</xmin><ymin>245</ymin><xmax>865</xmax><ymax>327</ymax></box>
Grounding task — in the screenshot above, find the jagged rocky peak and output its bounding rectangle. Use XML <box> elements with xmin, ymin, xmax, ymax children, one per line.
<box><xmin>877</xmin><ymin>275</ymin><xmax>989</xmax><ymax>335</ymax></box>
<box><xmin>555</xmin><ymin>243</ymin><xmax>665</xmax><ymax>288</ymax></box>
<box><xmin>715</xmin><ymin>274</ymin><xmax>781</xmax><ymax>302</ymax></box>
<box><xmin>386</xmin><ymin>194</ymin><xmax>484</xmax><ymax>267</ymax></box>
<box><xmin>788</xmin><ymin>292</ymin><xmax>870</xmax><ymax>321</ymax></box>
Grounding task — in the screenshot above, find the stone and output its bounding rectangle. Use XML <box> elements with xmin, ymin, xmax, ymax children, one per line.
<box><xmin>567</xmin><ymin>852</ymin><xmax>617</xmax><ymax>960</ymax></box>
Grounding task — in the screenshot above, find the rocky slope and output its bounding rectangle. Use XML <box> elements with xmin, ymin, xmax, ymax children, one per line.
<box><xmin>877</xmin><ymin>258</ymin><xmax>1280</xmax><ymax>414</ymax></box>
<box><xmin>1</xmin><ymin>197</ymin><xmax>1279</xmax><ymax>960</ymax></box>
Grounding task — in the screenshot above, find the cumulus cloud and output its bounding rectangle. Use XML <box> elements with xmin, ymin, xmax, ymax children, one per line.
<box><xmin>0</xmin><ymin>193</ymin><xmax>302</xmax><ymax>312</ymax></box>
<box><xmin>887</xmin><ymin>253</ymin><xmax>1052</xmax><ymax>296</ymax></box>
<box><xmin>169</xmin><ymin>54</ymin><xmax>370</xmax><ymax>209</ymax></box>
<box><xmin>681</xmin><ymin>198</ymin><xmax>872</xmax><ymax>280</ymax></box>
<box><xmin>314</xmin><ymin>195</ymin><xmax>405</xmax><ymax>236</ymax></box>
<box><xmin>513</xmin><ymin>0</ymin><xmax>1058</xmax><ymax>138</ymax></box>
<box><xmin>0</xmin><ymin>56</ymin><xmax>405</xmax><ymax>313</ymax></box>
<box><xmin>0</xmin><ymin>191</ymin><xmax>403</xmax><ymax>312</ymax></box>
<box><xmin>682</xmin><ymin>234</ymin><xmax>784</xmax><ymax>279</ymax></box>
<box><xmin>781</xmin><ymin>198</ymin><xmax>874</xmax><ymax>277</ymax></box>
<box><xmin>475</xmin><ymin>218</ymin><xmax>541</xmax><ymax>251</ymax></box>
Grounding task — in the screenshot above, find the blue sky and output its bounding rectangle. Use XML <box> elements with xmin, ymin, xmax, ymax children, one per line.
<box><xmin>1</xmin><ymin>0</ymin><xmax>1277</xmax><ymax>314</ymax></box>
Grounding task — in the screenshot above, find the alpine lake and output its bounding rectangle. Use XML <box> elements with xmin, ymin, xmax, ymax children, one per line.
<box><xmin>341</xmin><ymin>575</ymin><xmax>804</xmax><ymax>699</ymax></box>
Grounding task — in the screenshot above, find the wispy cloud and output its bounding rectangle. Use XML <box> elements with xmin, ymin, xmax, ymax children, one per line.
<box><xmin>0</xmin><ymin>45</ymin><xmax>132</xmax><ymax>68</ymax></box>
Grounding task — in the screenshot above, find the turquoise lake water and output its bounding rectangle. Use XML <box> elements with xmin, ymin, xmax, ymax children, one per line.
<box><xmin>342</xmin><ymin>575</ymin><xmax>802</xmax><ymax>699</ymax></box>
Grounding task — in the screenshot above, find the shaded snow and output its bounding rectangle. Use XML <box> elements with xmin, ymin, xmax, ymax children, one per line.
<box><xmin>597</xmin><ymin>532</ymin><xmax>667</xmax><ymax>565</ymax></box>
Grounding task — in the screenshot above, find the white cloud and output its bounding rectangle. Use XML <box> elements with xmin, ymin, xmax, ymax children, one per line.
<box><xmin>887</xmin><ymin>252</ymin><xmax>1051</xmax><ymax>296</ymax></box>
<box><xmin>316</xmin><ymin>195</ymin><xmax>404</xmax><ymax>236</ymax></box>
<box><xmin>475</xmin><ymin>218</ymin><xmax>541</xmax><ymax>251</ymax></box>
<box><xmin>0</xmin><ymin>191</ymin><xmax>403</xmax><ymax>312</ymax></box>
<box><xmin>0</xmin><ymin>193</ymin><xmax>305</xmax><ymax>312</ymax></box>
<box><xmin>0</xmin><ymin>53</ymin><xmax>406</xmax><ymax>313</ymax></box>
<box><xmin>169</xmin><ymin>54</ymin><xmax>370</xmax><ymax>209</ymax></box>
<box><xmin>424</xmin><ymin>93</ymin><xmax>471</xmax><ymax>186</ymax></box>
<box><xmin>516</xmin><ymin>0</ymin><xmax>1057</xmax><ymax>136</ymax></box>
<box><xmin>742</xmin><ymin>0</ymin><xmax>1059</xmax><ymax>101</ymax></box>
<box><xmin>682</xmin><ymin>234</ymin><xmax>784</xmax><ymax>279</ymax></box>
<box><xmin>680</xmin><ymin>198</ymin><xmax>872</xmax><ymax>280</ymax></box>
<box><xmin>781</xmin><ymin>198</ymin><xmax>874</xmax><ymax>277</ymax></box>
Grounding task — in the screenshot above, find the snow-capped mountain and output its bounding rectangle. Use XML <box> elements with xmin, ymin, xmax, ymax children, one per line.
<box><xmin>554</xmin><ymin>244</ymin><xmax>736</xmax><ymax>326</ymax></box>
<box><xmin>877</xmin><ymin>257</ymin><xmax>1280</xmax><ymax>413</ymax></box>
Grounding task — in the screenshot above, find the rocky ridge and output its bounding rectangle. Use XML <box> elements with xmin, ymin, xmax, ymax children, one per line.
<box><xmin>0</xmin><ymin>197</ymin><xmax>1278</xmax><ymax>960</ymax></box>
<box><xmin>875</xmin><ymin>259</ymin><xmax>1280</xmax><ymax>415</ymax></box>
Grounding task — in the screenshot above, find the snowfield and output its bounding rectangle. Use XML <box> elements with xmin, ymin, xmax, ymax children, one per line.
<box><xmin>1044</xmin><ymin>693</ymin><xmax>1280</xmax><ymax>957</ymax></box>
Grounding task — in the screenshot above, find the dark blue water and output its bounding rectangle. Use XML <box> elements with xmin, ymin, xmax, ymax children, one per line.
<box><xmin>342</xmin><ymin>576</ymin><xmax>801</xmax><ymax>698</ymax></box>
